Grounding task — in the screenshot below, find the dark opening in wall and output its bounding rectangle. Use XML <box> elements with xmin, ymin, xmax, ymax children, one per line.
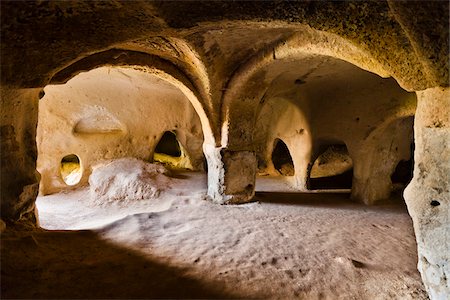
<box><xmin>60</xmin><ymin>154</ymin><xmax>82</xmax><ymax>185</ymax></box>
<box><xmin>153</xmin><ymin>131</ymin><xmax>194</xmax><ymax>169</ymax></box>
<box><xmin>272</xmin><ymin>139</ymin><xmax>294</xmax><ymax>176</ymax></box>
<box><xmin>154</xmin><ymin>131</ymin><xmax>181</xmax><ymax>157</ymax></box>
<box><xmin>309</xmin><ymin>144</ymin><xmax>353</xmax><ymax>190</ymax></box>
<box><xmin>391</xmin><ymin>143</ymin><xmax>414</xmax><ymax>188</ymax></box>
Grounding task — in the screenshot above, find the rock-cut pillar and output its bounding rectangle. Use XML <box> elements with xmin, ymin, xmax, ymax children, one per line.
<box><xmin>203</xmin><ymin>143</ymin><xmax>257</xmax><ymax>204</ymax></box>
<box><xmin>351</xmin><ymin>116</ymin><xmax>414</xmax><ymax>205</ymax></box>
<box><xmin>404</xmin><ymin>87</ymin><xmax>449</xmax><ymax>299</ymax></box>
<box><xmin>1</xmin><ymin>87</ymin><xmax>41</xmax><ymax>226</ymax></box>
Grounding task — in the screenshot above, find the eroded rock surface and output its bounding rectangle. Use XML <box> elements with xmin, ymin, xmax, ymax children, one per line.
<box><xmin>404</xmin><ymin>87</ymin><xmax>450</xmax><ymax>299</ymax></box>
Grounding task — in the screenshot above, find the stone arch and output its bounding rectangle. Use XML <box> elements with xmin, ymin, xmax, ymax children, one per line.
<box><xmin>38</xmin><ymin>49</ymin><xmax>219</xmax><ymax>197</ymax></box>
<box><xmin>254</xmin><ymin>96</ymin><xmax>313</xmax><ymax>190</ymax></box>
<box><xmin>271</xmin><ymin>138</ymin><xmax>295</xmax><ymax>176</ymax></box>
<box><xmin>152</xmin><ymin>129</ymin><xmax>204</xmax><ymax>171</ymax></box>
<box><xmin>308</xmin><ymin>142</ymin><xmax>353</xmax><ymax>190</ymax></box>
<box><xmin>37</xmin><ymin>65</ymin><xmax>207</xmax><ymax>194</ymax></box>
<box><xmin>49</xmin><ymin>49</ymin><xmax>216</xmax><ymax>146</ymax></box>
<box><xmin>218</xmin><ymin>27</ymin><xmax>415</xmax><ymax>203</ymax></box>
<box><xmin>154</xmin><ymin>131</ymin><xmax>183</xmax><ymax>158</ymax></box>
<box><xmin>221</xmin><ymin>27</ymin><xmax>392</xmax><ymax>149</ymax></box>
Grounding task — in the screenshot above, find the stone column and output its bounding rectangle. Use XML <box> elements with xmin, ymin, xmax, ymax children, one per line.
<box><xmin>404</xmin><ymin>87</ymin><xmax>449</xmax><ymax>299</ymax></box>
<box><xmin>351</xmin><ymin>152</ymin><xmax>394</xmax><ymax>205</ymax></box>
<box><xmin>288</xmin><ymin>137</ymin><xmax>312</xmax><ymax>192</ymax></box>
<box><xmin>351</xmin><ymin>116</ymin><xmax>413</xmax><ymax>205</ymax></box>
<box><xmin>204</xmin><ymin>143</ymin><xmax>257</xmax><ymax>204</ymax></box>
<box><xmin>0</xmin><ymin>87</ymin><xmax>41</xmax><ymax>226</ymax></box>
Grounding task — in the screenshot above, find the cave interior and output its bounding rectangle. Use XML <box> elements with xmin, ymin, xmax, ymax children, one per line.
<box><xmin>1</xmin><ymin>1</ymin><xmax>449</xmax><ymax>299</ymax></box>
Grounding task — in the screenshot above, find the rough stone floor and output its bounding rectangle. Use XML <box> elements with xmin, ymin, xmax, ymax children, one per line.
<box><xmin>2</xmin><ymin>173</ymin><xmax>427</xmax><ymax>299</ymax></box>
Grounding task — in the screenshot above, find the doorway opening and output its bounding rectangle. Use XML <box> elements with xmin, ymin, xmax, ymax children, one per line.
<box><xmin>154</xmin><ymin>131</ymin><xmax>181</xmax><ymax>157</ymax></box>
<box><xmin>153</xmin><ymin>131</ymin><xmax>193</xmax><ymax>170</ymax></box>
<box><xmin>309</xmin><ymin>144</ymin><xmax>353</xmax><ymax>190</ymax></box>
<box><xmin>272</xmin><ymin>139</ymin><xmax>294</xmax><ymax>176</ymax></box>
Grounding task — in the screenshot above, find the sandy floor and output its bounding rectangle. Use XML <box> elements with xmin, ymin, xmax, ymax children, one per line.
<box><xmin>2</xmin><ymin>172</ymin><xmax>427</xmax><ymax>299</ymax></box>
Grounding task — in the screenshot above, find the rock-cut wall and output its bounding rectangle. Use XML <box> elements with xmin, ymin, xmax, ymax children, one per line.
<box><xmin>0</xmin><ymin>1</ymin><xmax>449</xmax><ymax>298</ymax></box>
<box><xmin>37</xmin><ymin>67</ymin><xmax>204</xmax><ymax>194</ymax></box>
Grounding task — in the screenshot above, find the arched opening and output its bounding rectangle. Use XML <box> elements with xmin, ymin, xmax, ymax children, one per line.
<box><xmin>153</xmin><ymin>131</ymin><xmax>194</xmax><ymax>170</ymax></box>
<box><xmin>154</xmin><ymin>131</ymin><xmax>182</xmax><ymax>157</ymax></box>
<box><xmin>60</xmin><ymin>154</ymin><xmax>82</xmax><ymax>186</ymax></box>
<box><xmin>36</xmin><ymin>66</ymin><xmax>206</xmax><ymax>230</ymax></box>
<box><xmin>271</xmin><ymin>139</ymin><xmax>294</xmax><ymax>176</ymax></box>
<box><xmin>217</xmin><ymin>33</ymin><xmax>426</xmax><ymax>297</ymax></box>
<box><xmin>309</xmin><ymin>144</ymin><xmax>353</xmax><ymax>190</ymax></box>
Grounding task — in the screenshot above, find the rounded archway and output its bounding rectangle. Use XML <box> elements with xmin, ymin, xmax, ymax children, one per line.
<box><xmin>154</xmin><ymin>131</ymin><xmax>182</xmax><ymax>157</ymax></box>
<box><xmin>309</xmin><ymin>144</ymin><xmax>353</xmax><ymax>190</ymax></box>
<box><xmin>153</xmin><ymin>130</ymin><xmax>198</xmax><ymax>170</ymax></box>
<box><xmin>60</xmin><ymin>154</ymin><xmax>82</xmax><ymax>186</ymax></box>
<box><xmin>35</xmin><ymin>65</ymin><xmax>207</xmax><ymax>230</ymax></box>
<box><xmin>37</xmin><ymin>66</ymin><xmax>206</xmax><ymax>195</ymax></box>
<box><xmin>223</xmin><ymin>39</ymin><xmax>415</xmax><ymax>198</ymax></box>
<box><xmin>49</xmin><ymin>49</ymin><xmax>215</xmax><ymax>146</ymax></box>
<box><xmin>271</xmin><ymin>139</ymin><xmax>295</xmax><ymax>176</ymax></box>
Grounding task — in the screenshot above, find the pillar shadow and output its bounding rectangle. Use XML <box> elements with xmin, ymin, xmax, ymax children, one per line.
<box><xmin>254</xmin><ymin>191</ymin><xmax>407</xmax><ymax>212</ymax></box>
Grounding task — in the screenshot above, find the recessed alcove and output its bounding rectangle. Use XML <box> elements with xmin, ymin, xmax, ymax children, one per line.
<box><xmin>154</xmin><ymin>131</ymin><xmax>182</xmax><ymax>157</ymax></box>
<box><xmin>391</xmin><ymin>157</ymin><xmax>414</xmax><ymax>187</ymax></box>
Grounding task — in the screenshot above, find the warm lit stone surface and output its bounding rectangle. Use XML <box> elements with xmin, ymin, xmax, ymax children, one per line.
<box><xmin>37</xmin><ymin>67</ymin><xmax>204</xmax><ymax>194</ymax></box>
<box><xmin>4</xmin><ymin>173</ymin><xmax>426</xmax><ymax>299</ymax></box>
<box><xmin>1</xmin><ymin>1</ymin><xmax>448</xmax><ymax>298</ymax></box>
<box><xmin>249</xmin><ymin>57</ymin><xmax>416</xmax><ymax>201</ymax></box>
<box><xmin>404</xmin><ymin>87</ymin><xmax>450</xmax><ymax>299</ymax></box>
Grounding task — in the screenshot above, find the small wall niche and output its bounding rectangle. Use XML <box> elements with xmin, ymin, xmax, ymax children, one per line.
<box><xmin>60</xmin><ymin>154</ymin><xmax>82</xmax><ymax>185</ymax></box>
<box><xmin>73</xmin><ymin>113</ymin><xmax>124</xmax><ymax>135</ymax></box>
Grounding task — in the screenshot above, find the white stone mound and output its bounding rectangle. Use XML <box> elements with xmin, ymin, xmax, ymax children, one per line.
<box><xmin>89</xmin><ymin>158</ymin><xmax>171</xmax><ymax>206</ymax></box>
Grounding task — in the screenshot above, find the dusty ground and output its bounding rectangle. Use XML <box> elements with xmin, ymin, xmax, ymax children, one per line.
<box><xmin>2</xmin><ymin>172</ymin><xmax>427</xmax><ymax>299</ymax></box>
